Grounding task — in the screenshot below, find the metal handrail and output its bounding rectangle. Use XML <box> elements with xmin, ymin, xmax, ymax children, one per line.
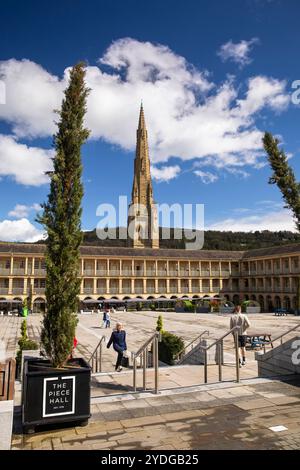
<box><xmin>193</xmin><ymin>326</ymin><xmax>240</xmax><ymax>384</ymax></box>
<box><xmin>270</xmin><ymin>324</ymin><xmax>300</xmax><ymax>346</ymax></box>
<box><xmin>175</xmin><ymin>330</ymin><xmax>210</xmax><ymax>363</ymax></box>
<box><xmin>132</xmin><ymin>331</ymin><xmax>161</xmax><ymax>394</ymax></box>
<box><xmin>202</xmin><ymin>326</ymin><xmax>239</xmax><ymax>352</ymax></box>
<box><xmin>135</xmin><ymin>331</ymin><xmax>160</xmax><ymax>357</ymax></box>
<box><xmin>89</xmin><ymin>336</ymin><xmax>106</xmax><ymax>373</ymax></box>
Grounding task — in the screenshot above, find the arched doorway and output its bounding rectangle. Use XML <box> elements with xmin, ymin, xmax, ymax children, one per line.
<box><xmin>33</xmin><ymin>297</ymin><xmax>46</xmax><ymax>313</ymax></box>
<box><xmin>267</xmin><ymin>295</ymin><xmax>273</xmax><ymax>312</ymax></box>
<box><xmin>274</xmin><ymin>296</ymin><xmax>281</xmax><ymax>309</ymax></box>
<box><xmin>0</xmin><ymin>297</ymin><xmax>7</xmax><ymax>314</ymax></box>
<box><xmin>233</xmin><ymin>295</ymin><xmax>240</xmax><ymax>305</ymax></box>
<box><xmin>283</xmin><ymin>296</ymin><xmax>291</xmax><ymax>311</ymax></box>
<box><xmin>258</xmin><ymin>295</ymin><xmax>265</xmax><ymax>312</ymax></box>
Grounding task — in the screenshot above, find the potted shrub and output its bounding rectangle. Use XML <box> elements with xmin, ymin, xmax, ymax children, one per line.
<box><xmin>155</xmin><ymin>315</ymin><xmax>184</xmax><ymax>365</ymax></box>
<box><xmin>22</xmin><ymin>63</ymin><xmax>91</xmax><ymax>434</ymax></box>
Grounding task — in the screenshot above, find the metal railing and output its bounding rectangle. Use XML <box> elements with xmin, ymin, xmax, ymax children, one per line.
<box><xmin>270</xmin><ymin>324</ymin><xmax>300</xmax><ymax>350</ymax></box>
<box><xmin>89</xmin><ymin>336</ymin><xmax>106</xmax><ymax>373</ymax></box>
<box><xmin>175</xmin><ymin>330</ymin><xmax>210</xmax><ymax>364</ymax></box>
<box><xmin>132</xmin><ymin>331</ymin><xmax>161</xmax><ymax>394</ymax></box>
<box><xmin>200</xmin><ymin>327</ymin><xmax>240</xmax><ymax>384</ymax></box>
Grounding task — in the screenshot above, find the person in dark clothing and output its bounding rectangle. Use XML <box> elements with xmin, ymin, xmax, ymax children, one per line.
<box><xmin>101</xmin><ymin>310</ymin><xmax>108</xmax><ymax>328</ymax></box>
<box><xmin>107</xmin><ymin>322</ymin><xmax>127</xmax><ymax>371</ymax></box>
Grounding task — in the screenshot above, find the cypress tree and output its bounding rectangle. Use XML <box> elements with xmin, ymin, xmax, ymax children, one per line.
<box><xmin>38</xmin><ymin>63</ymin><xmax>90</xmax><ymax>368</ymax></box>
<box><xmin>263</xmin><ymin>131</ymin><xmax>300</xmax><ymax>313</ymax></box>
<box><xmin>263</xmin><ymin>132</ymin><xmax>300</xmax><ymax>231</ymax></box>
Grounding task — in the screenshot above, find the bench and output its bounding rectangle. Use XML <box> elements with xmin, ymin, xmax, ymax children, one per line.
<box><xmin>274</xmin><ymin>308</ymin><xmax>288</xmax><ymax>316</ymax></box>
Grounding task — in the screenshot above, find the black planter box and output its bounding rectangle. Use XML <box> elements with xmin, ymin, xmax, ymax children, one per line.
<box><xmin>22</xmin><ymin>357</ymin><xmax>91</xmax><ymax>433</ymax></box>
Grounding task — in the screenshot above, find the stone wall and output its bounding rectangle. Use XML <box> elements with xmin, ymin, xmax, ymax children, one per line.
<box><xmin>0</xmin><ymin>400</ymin><xmax>13</xmax><ymax>450</ymax></box>
<box><xmin>256</xmin><ymin>336</ymin><xmax>300</xmax><ymax>378</ymax></box>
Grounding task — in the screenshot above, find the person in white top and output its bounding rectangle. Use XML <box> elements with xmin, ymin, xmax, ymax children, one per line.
<box><xmin>230</xmin><ymin>305</ymin><xmax>251</xmax><ymax>367</ymax></box>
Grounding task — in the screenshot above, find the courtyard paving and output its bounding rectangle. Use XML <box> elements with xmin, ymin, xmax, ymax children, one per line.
<box><xmin>11</xmin><ymin>376</ymin><xmax>300</xmax><ymax>450</ymax></box>
<box><xmin>1</xmin><ymin>311</ymin><xmax>300</xmax><ymax>450</ymax></box>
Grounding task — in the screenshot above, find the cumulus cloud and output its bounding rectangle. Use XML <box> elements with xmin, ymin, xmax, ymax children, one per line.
<box><xmin>217</xmin><ymin>38</ymin><xmax>259</xmax><ymax>67</ymax></box>
<box><xmin>0</xmin><ymin>59</ymin><xmax>65</xmax><ymax>138</ymax></box>
<box><xmin>8</xmin><ymin>203</ymin><xmax>41</xmax><ymax>219</ymax></box>
<box><xmin>207</xmin><ymin>208</ymin><xmax>296</xmax><ymax>232</ymax></box>
<box><xmin>0</xmin><ymin>218</ymin><xmax>44</xmax><ymax>242</ymax></box>
<box><xmin>151</xmin><ymin>164</ymin><xmax>181</xmax><ymax>182</ymax></box>
<box><xmin>194</xmin><ymin>170</ymin><xmax>218</xmax><ymax>184</ymax></box>
<box><xmin>0</xmin><ymin>38</ymin><xmax>290</xmax><ymax>178</ymax></box>
<box><xmin>0</xmin><ymin>135</ymin><xmax>53</xmax><ymax>185</ymax></box>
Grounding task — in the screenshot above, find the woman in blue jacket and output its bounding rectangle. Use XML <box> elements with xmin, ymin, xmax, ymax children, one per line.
<box><xmin>107</xmin><ymin>322</ymin><xmax>127</xmax><ymax>371</ymax></box>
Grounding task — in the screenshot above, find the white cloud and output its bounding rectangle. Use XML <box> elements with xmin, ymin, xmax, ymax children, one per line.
<box><xmin>207</xmin><ymin>208</ymin><xmax>296</xmax><ymax>232</ymax></box>
<box><xmin>217</xmin><ymin>38</ymin><xmax>259</xmax><ymax>67</ymax></box>
<box><xmin>226</xmin><ymin>168</ymin><xmax>250</xmax><ymax>178</ymax></box>
<box><xmin>151</xmin><ymin>164</ymin><xmax>181</xmax><ymax>182</ymax></box>
<box><xmin>0</xmin><ymin>38</ymin><xmax>289</xmax><ymax>176</ymax></box>
<box><xmin>8</xmin><ymin>203</ymin><xmax>41</xmax><ymax>219</ymax></box>
<box><xmin>0</xmin><ymin>59</ymin><xmax>65</xmax><ymax>138</ymax></box>
<box><xmin>0</xmin><ymin>135</ymin><xmax>53</xmax><ymax>185</ymax></box>
<box><xmin>0</xmin><ymin>218</ymin><xmax>44</xmax><ymax>242</ymax></box>
<box><xmin>194</xmin><ymin>170</ymin><xmax>218</xmax><ymax>184</ymax></box>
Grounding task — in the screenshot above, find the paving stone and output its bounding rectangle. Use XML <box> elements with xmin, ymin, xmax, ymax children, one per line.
<box><xmin>120</xmin><ymin>415</ymin><xmax>163</xmax><ymax>428</ymax></box>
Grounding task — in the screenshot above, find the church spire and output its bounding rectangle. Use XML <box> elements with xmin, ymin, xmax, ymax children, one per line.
<box><xmin>127</xmin><ymin>104</ymin><xmax>159</xmax><ymax>249</ymax></box>
<box><xmin>138</xmin><ymin>101</ymin><xmax>146</xmax><ymax>130</ymax></box>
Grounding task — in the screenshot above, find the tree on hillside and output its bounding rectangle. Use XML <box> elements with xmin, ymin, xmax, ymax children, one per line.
<box><xmin>38</xmin><ymin>63</ymin><xmax>90</xmax><ymax>368</ymax></box>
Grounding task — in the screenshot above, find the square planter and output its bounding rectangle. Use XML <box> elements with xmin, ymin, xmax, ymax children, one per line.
<box><xmin>22</xmin><ymin>357</ymin><xmax>91</xmax><ymax>434</ymax></box>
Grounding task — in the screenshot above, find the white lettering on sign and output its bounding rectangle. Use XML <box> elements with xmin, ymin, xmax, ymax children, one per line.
<box><xmin>42</xmin><ymin>376</ymin><xmax>75</xmax><ymax>418</ymax></box>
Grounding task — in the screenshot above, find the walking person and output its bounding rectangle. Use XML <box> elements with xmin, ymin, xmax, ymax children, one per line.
<box><xmin>106</xmin><ymin>310</ymin><xmax>111</xmax><ymax>328</ymax></box>
<box><xmin>101</xmin><ymin>309</ymin><xmax>108</xmax><ymax>328</ymax></box>
<box><xmin>106</xmin><ymin>322</ymin><xmax>127</xmax><ymax>372</ymax></box>
<box><xmin>230</xmin><ymin>305</ymin><xmax>251</xmax><ymax>367</ymax></box>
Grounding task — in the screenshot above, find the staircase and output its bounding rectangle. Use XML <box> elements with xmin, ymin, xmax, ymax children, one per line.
<box><xmin>256</xmin><ymin>335</ymin><xmax>300</xmax><ymax>377</ymax></box>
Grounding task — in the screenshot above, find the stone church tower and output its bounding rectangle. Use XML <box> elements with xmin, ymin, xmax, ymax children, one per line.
<box><xmin>127</xmin><ymin>104</ymin><xmax>159</xmax><ymax>249</ymax></box>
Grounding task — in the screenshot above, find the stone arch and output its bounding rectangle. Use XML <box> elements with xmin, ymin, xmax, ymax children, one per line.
<box><xmin>274</xmin><ymin>296</ymin><xmax>281</xmax><ymax>309</ymax></box>
<box><xmin>258</xmin><ymin>295</ymin><xmax>265</xmax><ymax>312</ymax></box>
<box><xmin>233</xmin><ymin>294</ymin><xmax>240</xmax><ymax>305</ymax></box>
<box><xmin>292</xmin><ymin>296</ymin><xmax>298</xmax><ymax>311</ymax></box>
<box><xmin>33</xmin><ymin>297</ymin><xmax>46</xmax><ymax>313</ymax></box>
<box><xmin>266</xmin><ymin>295</ymin><xmax>273</xmax><ymax>312</ymax></box>
<box><xmin>283</xmin><ymin>296</ymin><xmax>291</xmax><ymax>311</ymax></box>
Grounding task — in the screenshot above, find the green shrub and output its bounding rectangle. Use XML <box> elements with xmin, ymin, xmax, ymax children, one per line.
<box><xmin>158</xmin><ymin>331</ymin><xmax>184</xmax><ymax>365</ymax></box>
<box><xmin>156</xmin><ymin>315</ymin><xmax>163</xmax><ymax>332</ymax></box>
<box><xmin>150</xmin><ymin>304</ymin><xmax>156</xmax><ymax>311</ymax></box>
<box><xmin>183</xmin><ymin>300</ymin><xmax>195</xmax><ymax>312</ymax></box>
<box><xmin>16</xmin><ymin>320</ymin><xmax>39</xmax><ymax>374</ymax></box>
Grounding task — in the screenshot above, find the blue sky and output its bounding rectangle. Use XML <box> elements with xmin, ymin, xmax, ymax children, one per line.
<box><xmin>0</xmin><ymin>0</ymin><xmax>300</xmax><ymax>241</ymax></box>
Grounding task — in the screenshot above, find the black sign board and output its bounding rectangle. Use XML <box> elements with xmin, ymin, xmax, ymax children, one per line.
<box><xmin>43</xmin><ymin>375</ymin><xmax>75</xmax><ymax>417</ymax></box>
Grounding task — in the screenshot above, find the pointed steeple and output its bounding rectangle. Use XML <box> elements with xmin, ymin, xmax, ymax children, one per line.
<box><xmin>138</xmin><ymin>101</ymin><xmax>146</xmax><ymax>130</ymax></box>
<box><xmin>128</xmin><ymin>104</ymin><xmax>159</xmax><ymax>249</ymax></box>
